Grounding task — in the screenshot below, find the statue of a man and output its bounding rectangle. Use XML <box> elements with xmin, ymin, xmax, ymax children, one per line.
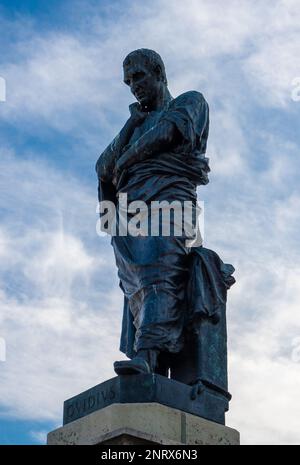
<box><xmin>96</xmin><ymin>49</ymin><xmax>234</xmax><ymax>395</ymax></box>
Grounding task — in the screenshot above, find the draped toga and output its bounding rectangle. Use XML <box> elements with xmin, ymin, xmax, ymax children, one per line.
<box><xmin>96</xmin><ymin>91</ymin><xmax>234</xmax><ymax>362</ymax></box>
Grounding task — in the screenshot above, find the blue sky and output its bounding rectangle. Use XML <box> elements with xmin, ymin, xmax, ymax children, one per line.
<box><xmin>0</xmin><ymin>0</ymin><xmax>300</xmax><ymax>445</ymax></box>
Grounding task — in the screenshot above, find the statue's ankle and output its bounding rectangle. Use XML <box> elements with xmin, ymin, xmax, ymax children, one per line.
<box><xmin>137</xmin><ymin>349</ymin><xmax>159</xmax><ymax>372</ymax></box>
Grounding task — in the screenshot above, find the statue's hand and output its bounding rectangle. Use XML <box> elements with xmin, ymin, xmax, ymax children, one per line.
<box><xmin>112</xmin><ymin>164</ymin><xmax>120</xmax><ymax>187</ymax></box>
<box><xmin>112</xmin><ymin>161</ymin><xmax>128</xmax><ymax>189</ymax></box>
<box><xmin>129</xmin><ymin>102</ymin><xmax>147</xmax><ymax>127</ymax></box>
<box><xmin>115</xmin><ymin>152</ymin><xmax>129</xmax><ymax>174</ymax></box>
<box><xmin>113</xmin><ymin>143</ymin><xmax>138</xmax><ymax>187</ymax></box>
<box><xmin>112</xmin><ymin>154</ymin><xmax>126</xmax><ymax>185</ymax></box>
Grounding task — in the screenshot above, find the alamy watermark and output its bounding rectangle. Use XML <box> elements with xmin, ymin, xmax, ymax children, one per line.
<box><xmin>0</xmin><ymin>76</ymin><xmax>6</xmax><ymax>102</ymax></box>
<box><xmin>0</xmin><ymin>337</ymin><xmax>6</xmax><ymax>362</ymax></box>
<box><xmin>291</xmin><ymin>77</ymin><xmax>300</xmax><ymax>102</ymax></box>
<box><xmin>96</xmin><ymin>193</ymin><xmax>205</xmax><ymax>247</ymax></box>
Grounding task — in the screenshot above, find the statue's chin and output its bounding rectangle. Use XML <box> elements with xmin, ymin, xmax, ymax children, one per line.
<box><xmin>138</xmin><ymin>97</ymin><xmax>150</xmax><ymax>110</ymax></box>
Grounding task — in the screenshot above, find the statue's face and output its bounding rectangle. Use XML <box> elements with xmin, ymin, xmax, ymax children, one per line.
<box><xmin>123</xmin><ymin>61</ymin><xmax>162</xmax><ymax>110</ymax></box>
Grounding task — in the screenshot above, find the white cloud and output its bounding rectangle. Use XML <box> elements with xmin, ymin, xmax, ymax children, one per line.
<box><xmin>1</xmin><ymin>0</ymin><xmax>299</xmax><ymax>136</ymax></box>
<box><xmin>0</xmin><ymin>148</ymin><xmax>124</xmax><ymax>422</ymax></box>
<box><xmin>29</xmin><ymin>430</ymin><xmax>48</xmax><ymax>444</ymax></box>
<box><xmin>0</xmin><ymin>290</ymin><xmax>123</xmax><ymax>421</ymax></box>
<box><xmin>242</xmin><ymin>0</ymin><xmax>300</xmax><ymax>107</ymax></box>
<box><xmin>228</xmin><ymin>353</ymin><xmax>300</xmax><ymax>445</ymax></box>
<box><xmin>22</xmin><ymin>230</ymin><xmax>95</xmax><ymax>299</ymax></box>
<box><xmin>1</xmin><ymin>34</ymin><xmax>116</xmax><ymax>130</ymax></box>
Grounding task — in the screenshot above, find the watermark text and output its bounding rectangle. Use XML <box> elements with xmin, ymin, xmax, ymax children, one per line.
<box><xmin>96</xmin><ymin>194</ymin><xmax>204</xmax><ymax>247</ymax></box>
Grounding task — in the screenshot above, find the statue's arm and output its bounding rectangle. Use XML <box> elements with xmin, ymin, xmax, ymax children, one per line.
<box><xmin>95</xmin><ymin>103</ymin><xmax>147</xmax><ymax>182</ymax></box>
<box><xmin>115</xmin><ymin>120</ymin><xmax>179</xmax><ymax>174</ymax></box>
<box><xmin>95</xmin><ymin>123</ymin><xmax>133</xmax><ymax>182</ymax></box>
<box><xmin>116</xmin><ymin>91</ymin><xmax>208</xmax><ymax>175</ymax></box>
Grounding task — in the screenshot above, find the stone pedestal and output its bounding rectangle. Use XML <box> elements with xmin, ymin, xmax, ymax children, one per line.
<box><xmin>62</xmin><ymin>374</ymin><xmax>230</xmax><ymax>426</ymax></box>
<box><xmin>47</xmin><ymin>403</ymin><xmax>240</xmax><ymax>445</ymax></box>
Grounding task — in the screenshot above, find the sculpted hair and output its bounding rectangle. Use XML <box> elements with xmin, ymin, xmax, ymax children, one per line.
<box><xmin>123</xmin><ymin>49</ymin><xmax>168</xmax><ymax>85</ymax></box>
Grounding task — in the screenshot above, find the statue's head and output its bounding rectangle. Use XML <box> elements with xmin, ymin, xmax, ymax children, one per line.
<box><xmin>123</xmin><ymin>49</ymin><xmax>168</xmax><ymax>110</ymax></box>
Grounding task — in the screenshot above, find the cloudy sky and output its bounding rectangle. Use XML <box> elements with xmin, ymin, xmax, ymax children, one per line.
<box><xmin>0</xmin><ymin>0</ymin><xmax>300</xmax><ymax>445</ymax></box>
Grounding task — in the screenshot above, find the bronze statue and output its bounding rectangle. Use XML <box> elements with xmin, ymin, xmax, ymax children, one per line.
<box><xmin>96</xmin><ymin>49</ymin><xmax>235</xmax><ymax>408</ymax></box>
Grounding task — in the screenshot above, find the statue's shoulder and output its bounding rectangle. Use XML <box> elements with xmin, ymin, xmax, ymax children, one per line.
<box><xmin>169</xmin><ymin>90</ymin><xmax>207</xmax><ymax>108</ymax></box>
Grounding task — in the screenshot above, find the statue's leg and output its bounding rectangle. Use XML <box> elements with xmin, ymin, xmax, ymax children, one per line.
<box><xmin>168</xmin><ymin>331</ymin><xmax>198</xmax><ymax>384</ymax></box>
<box><xmin>155</xmin><ymin>351</ymin><xmax>171</xmax><ymax>377</ymax></box>
<box><xmin>114</xmin><ymin>284</ymin><xmax>186</xmax><ymax>375</ymax></box>
<box><xmin>113</xmin><ymin>235</ymin><xmax>190</xmax><ymax>375</ymax></box>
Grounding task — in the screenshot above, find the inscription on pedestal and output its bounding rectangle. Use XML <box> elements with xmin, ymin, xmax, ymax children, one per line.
<box><xmin>64</xmin><ymin>380</ymin><xmax>116</xmax><ymax>424</ymax></box>
<box><xmin>63</xmin><ymin>375</ymin><xmax>229</xmax><ymax>426</ymax></box>
<box><xmin>66</xmin><ymin>388</ymin><xmax>116</xmax><ymax>420</ymax></box>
